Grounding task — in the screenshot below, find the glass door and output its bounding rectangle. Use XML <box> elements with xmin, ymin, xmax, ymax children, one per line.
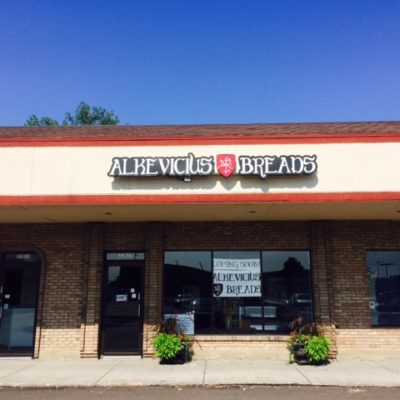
<box><xmin>0</xmin><ymin>253</ymin><xmax>41</xmax><ymax>356</ymax></box>
<box><xmin>101</xmin><ymin>252</ymin><xmax>144</xmax><ymax>355</ymax></box>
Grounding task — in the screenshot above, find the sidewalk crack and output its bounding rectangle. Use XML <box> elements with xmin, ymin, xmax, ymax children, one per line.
<box><xmin>94</xmin><ymin>360</ymin><xmax>121</xmax><ymax>385</ymax></box>
<box><xmin>202</xmin><ymin>360</ymin><xmax>207</xmax><ymax>385</ymax></box>
<box><xmin>371</xmin><ymin>359</ymin><xmax>400</xmax><ymax>375</ymax></box>
<box><xmin>294</xmin><ymin>365</ymin><xmax>312</xmax><ymax>384</ymax></box>
<box><xmin>0</xmin><ymin>361</ymin><xmax>37</xmax><ymax>380</ymax></box>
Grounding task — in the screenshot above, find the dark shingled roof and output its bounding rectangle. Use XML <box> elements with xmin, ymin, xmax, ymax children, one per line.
<box><xmin>0</xmin><ymin>121</ymin><xmax>400</xmax><ymax>139</ymax></box>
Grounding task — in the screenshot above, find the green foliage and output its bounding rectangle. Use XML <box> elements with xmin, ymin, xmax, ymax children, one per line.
<box><xmin>287</xmin><ymin>317</ymin><xmax>332</xmax><ymax>364</ymax></box>
<box><xmin>152</xmin><ymin>333</ymin><xmax>185</xmax><ymax>360</ymax></box>
<box><xmin>152</xmin><ymin>317</ymin><xmax>194</xmax><ymax>362</ymax></box>
<box><xmin>304</xmin><ymin>335</ymin><xmax>331</xmax><ymax>364</ymax></box>
<box><xmin>25</xmin><ymin>102</ymin><xmax>119</xmax><ymax>126</ymax></box>
<box><xmin>288</xmin><ymin>333</ymin><xmax>307</xmax><ymax>354</ymax></box>
<box><xmin>25</xmin><ymin>115</ymin><xmax>59</xmax><ymax>126</ymax></box>
<box><xmin>63</xmin><ymin>102</ymin><xmax>119</xmax><ymax>125</ymax></box>
<box><xmin>289</xmin><ymin>316</ymin><xmax>325</xmax><ymax>336</ymax></box>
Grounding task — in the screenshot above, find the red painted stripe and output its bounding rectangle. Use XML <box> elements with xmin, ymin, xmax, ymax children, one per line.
<box><xmin>0</xmin><ymin>192</ymin><xmax>399</xmax><ymax>206</ymax></box>
<box><xmin>0</xmin><ymin>133</ymin><xmax>400</xmax><ymax>147</ymax></box>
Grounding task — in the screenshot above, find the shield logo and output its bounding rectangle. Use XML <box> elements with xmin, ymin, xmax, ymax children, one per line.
<box><xmin>213</xmin><ymin>284</ymin><xmax>223</xmax><ymax>297</ymax></box>
<box><xmin>216</xmin><ymin>154</ymin><xmax>236</xmax><ymax>178</ymax></box>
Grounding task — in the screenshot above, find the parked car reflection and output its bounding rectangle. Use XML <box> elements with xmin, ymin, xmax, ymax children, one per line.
<box><xmin>173</xmin><ymin>293</ymin><xmax>197</xmax><ymax>311</ymax></box>
<box><xmin>289</xmin><ymin>293</ymin><xmax>312</xmax><ymax>305</ymax></box>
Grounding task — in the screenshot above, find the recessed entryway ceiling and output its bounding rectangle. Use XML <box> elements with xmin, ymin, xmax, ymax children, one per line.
<box><xmin>0</xmin><ymin>202</ymin><xmax>399</xmax><ymax>223</ymax></box>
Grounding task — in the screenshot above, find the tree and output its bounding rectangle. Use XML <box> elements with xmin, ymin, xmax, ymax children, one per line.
<box><xmin>25</xmin><ymin>101</ymin><xmax>119</xmax><ymax>126</ymax></box>
<box><xmin>25</xmin><ymin>115</ymin><xmax>59</xmax><ymax>126</ymax></box>
<box><xmin>63</xmin><ymin>102</ymin><xmax>119</xmax><ymax>125</ymax></box>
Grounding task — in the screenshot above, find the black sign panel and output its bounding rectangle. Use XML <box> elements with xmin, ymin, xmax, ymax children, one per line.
<box><xmin>108</xmin><ymin>153</ymin><xmax>317</xmax><ymax>181</ymax></box>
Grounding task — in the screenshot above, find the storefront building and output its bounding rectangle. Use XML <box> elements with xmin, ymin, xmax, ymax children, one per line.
<box><xmin>0</xmin><ymin>122</ymin><xmax>399</xmax><ymax>359</ymax></box>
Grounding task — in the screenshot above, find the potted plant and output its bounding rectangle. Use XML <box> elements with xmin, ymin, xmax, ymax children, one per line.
<box><xmin>152</xmin><ymin>317</ymin><xmax>193</xmax><ymax>364</ymax></box>
<box><xmin>287</xmin><ymin>317</ymin><xmax>331</xmax><ymax>365</ymax></box>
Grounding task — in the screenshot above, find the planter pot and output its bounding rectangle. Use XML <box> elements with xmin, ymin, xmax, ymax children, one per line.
<box><xmin>159</xmin><ymin>347</ymin><xmax>189</xmax><ymax>365</ymax></box>
<box><xmin>160</xmin><ymin>346</ymin><xmax>191</xmax><ymax>365</ymax></box>
<box><xmin>293</xmin><ymin>344</ymin><xmax>309</xmax><ymax>365</ymax></box>
<box><xmin>292</xmin><ymin>345</ymin><xmax>329</xmax><ymax>365</ymax></box>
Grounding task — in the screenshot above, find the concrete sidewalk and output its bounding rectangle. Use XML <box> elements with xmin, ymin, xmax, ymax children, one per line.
<box><xmin>0</xmin><ymin>357</ymin><xmax>400</xmax><ymax>388</ymax></box>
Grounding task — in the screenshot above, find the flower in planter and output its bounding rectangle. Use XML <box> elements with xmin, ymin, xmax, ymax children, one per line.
<box><xmin>287</xmin><ymin>317</ymin><xmax>331</xmax><ymax>365</ymax></box>
<box><xmin>153</xmin><ymin>332</ymin><xmax>185</xmax><ymax>362</ymax></box>
<box><xmin>152</xmin><ymin>317</ymin><xmax>193</xmax><ymax>364</ymax></box>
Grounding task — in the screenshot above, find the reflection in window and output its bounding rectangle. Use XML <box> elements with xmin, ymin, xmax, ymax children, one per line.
<box><xmin>367</xmin><ymin>251</ymin><xmax>400</xmax><ymax>327</ymax></box>
<box><xmin>164</xmin><ymin>250</ymin><xmax>313</xmax><ymax>335</ymax></box>
<box><xmin>108</xmin><ymin>266</ymin><xmax>121</xmax><ymax>283</ymax></box>
<box><xmin>262</xmin><ymin>252</ymin><xmax>312</xmax><ymax>333</ymax></box>
<box><xmin>164</xmin><ymin>252</ymin><xmax>212</xmax><ymax>333</ymax></box>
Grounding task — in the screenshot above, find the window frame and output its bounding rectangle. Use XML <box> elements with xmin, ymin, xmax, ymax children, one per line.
<box><xmin>163</xmin><ymin>249</ymin><xmax>314</xmax><ymax>335</ymax></box>
<box><xmin>366</xmin><ymin>250</ymin><xmax>400</xmax><ymax>328</ymax></box>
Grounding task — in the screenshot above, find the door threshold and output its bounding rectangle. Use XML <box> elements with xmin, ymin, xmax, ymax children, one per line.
<box><xmin>101</xmin><ymin>355</ymin><xmax>142</xmax><ymax>360</ymax></box>
<box><xmin>0</xmin><ymin>356</ymin><xmax>34</xmax><ymax>360</ymax></box>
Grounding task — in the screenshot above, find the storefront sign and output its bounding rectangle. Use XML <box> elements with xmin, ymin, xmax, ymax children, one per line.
<box><xmin>213</xmin><ymin>258</ymin><xmax>262</xmax><ymax>297</ymax></box>
<box><xmin>108</xmin><ymin>153</ymin><xmax>317</xmax><ymax>180</ymax></box>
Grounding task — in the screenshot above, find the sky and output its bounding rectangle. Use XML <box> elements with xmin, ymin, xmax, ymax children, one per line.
<box><xmin>1</xmin><ymin>0</ymin><xmax>400</xmax><ymax>126</ymax></box>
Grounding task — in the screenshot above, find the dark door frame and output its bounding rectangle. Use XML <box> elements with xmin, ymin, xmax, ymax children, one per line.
<box><xmin>0</xmin><ymin>252</ymin><xmax>41</xmax><ymax>357</ymax></box>
<box><xmin>100</xmin><ymin>252</ymin><xmax>145</xmax><ymax>357</ymax></box>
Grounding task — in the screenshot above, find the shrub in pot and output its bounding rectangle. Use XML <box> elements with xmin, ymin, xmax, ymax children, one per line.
<box><xmin>288</xmin><ymin>333</ymin><xmax>308</xmax><ymax>364</ymax></box>
<box><xmin>288</xmin><ymin>317</ymin><xmax>331</xmax><ymax>365</ymax></box>
<box><xmin>153</xmin><ymin>332</ymin><xmax>186</xmax><ymax>363</ymax></box>
<box><xmin>304</xmin><ymin>335</ymin><xmax>331</xmax><ymax>364</ymax></box>
<box><xmin>152</xmin><ymin>317</ymin><xmax>193</xmax><ymax>364</ymax></box>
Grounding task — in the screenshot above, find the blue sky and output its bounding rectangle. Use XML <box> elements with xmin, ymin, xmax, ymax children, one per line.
<box><xmin>1</xmin><ymin>0</ymin><xmax>399</xmax><ymax>125</ymax></box>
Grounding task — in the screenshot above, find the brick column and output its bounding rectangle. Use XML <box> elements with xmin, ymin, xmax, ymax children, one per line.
<box><xmin>142</xmin><ymin>222</ymin><xmax>164</xmax><ymax>357</ymax></box>
<box><xmin>310</xmin><ymin>221</ymin><xmax>337</xmax><ymax>358</ymax></box>
<box><xmin>80</xmin><ymin>223</ymin><xmax>104</xmax><ymax>358</ymax></box>
<box><xmin>310</xmin><ymin>221</ymin><xmax>334</xmax><ymax>322</ymax></box>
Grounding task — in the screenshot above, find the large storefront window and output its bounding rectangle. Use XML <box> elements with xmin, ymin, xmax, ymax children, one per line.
<box><xmin>164</xmin><ymin>250</ymin><xmax>312</xmax><ymax>334</ymax></box>
<box><xmin>367</xmin><ymin>251</ymin><xmax>400</xmax><ymax>327</ymax></box>
<box><xmin>262</xmin><ymin>251</ymin><xmax>312</xmax><ymax>332</ymax></box>
<box><xmin>164</xmin><ymin>252</ymin><xmax>212</xmax><ymax>333</ymax></box>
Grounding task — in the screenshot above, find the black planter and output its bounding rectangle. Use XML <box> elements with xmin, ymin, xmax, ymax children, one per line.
<box><xmin>159</xmin><ymin>348</ymin><xmax>188</xmax><ymax>365</ymax></box>
<box><xmin>293</xmin><ymin>344</ymin><xmax>309</xmax><ymax>365</ymax></box>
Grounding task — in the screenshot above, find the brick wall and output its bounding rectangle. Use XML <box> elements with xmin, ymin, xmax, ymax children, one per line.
<box><xmin>325</xmin><ymin>221</ymin><xmax>400</xmax><ymax>329</ymax></box>
<box><xmin>338</xmin><ymin>328</ymin><xmax>400</xmax><ymax>350</ymax></box>
<box><xmin>142</xmin><ymin>223</ymin><xmax>164</xmax><ymax>357</ymax></box>
<box><xmin>0</xmin><ymin>224</ymin><xmax>86</xmax><ymax>359</ymax></box>
<box><xmin>100</xmin><ymin>220</ymin><xmax>400</xmax><ymax>359</ymax></box>
<box><xmin>164</xmin><ymin>221</ymin><xmax>310</xmax><ymax>250</ymax></box>
<box><xmin>0</xmin><ymin>220</ymin><xmax>399</xmax><ymax>359</ymax></box>
<box><xmin>192</xmin><ymin>335</ymin><xmax>288</xmax><ymax>360</ymax></box>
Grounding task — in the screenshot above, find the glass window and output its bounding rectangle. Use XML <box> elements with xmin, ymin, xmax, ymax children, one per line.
<box><xmin>262</xmin><ymin>251</ymin><xmax>312</xmax><ymax>333</ymax></box>
<box><xmin>164</xmin><ymin>250</ymin><xmax>313</xmax><ymax>335</ymax></box>
<box><xmin>164</xmin><ymin>252</ymin><xmax>212</xmax><ymax>333</ymax></box>
<box><xmin>367</xmin><ymin>251</ymin><xmax>400</xmax><ymax>327</ymax></box>
<box><xmin>213</xmin><ymin>251</ymin><xmax>262</xmax><ymax>333</ymax></box>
